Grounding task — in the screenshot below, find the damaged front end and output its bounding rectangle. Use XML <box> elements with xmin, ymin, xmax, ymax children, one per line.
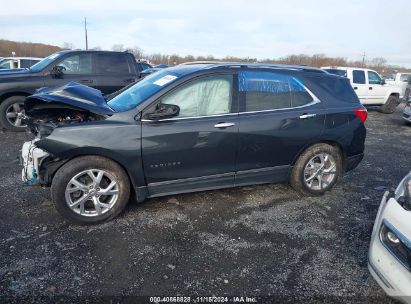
<box><xmin>21</xmin><ymin>82</ymin><xmax>116</xmax><ymax>185</ymax></box>
<box><xmin>24</xmin><ymin>81</ymin><xmax>115</xmax><ymax>138</ymax></box>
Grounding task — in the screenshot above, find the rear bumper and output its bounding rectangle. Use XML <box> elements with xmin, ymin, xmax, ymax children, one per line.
<box><xmin>345</xmin><ymin>153</ymin><xmax>364</xmax><ymax>172</ymax></box>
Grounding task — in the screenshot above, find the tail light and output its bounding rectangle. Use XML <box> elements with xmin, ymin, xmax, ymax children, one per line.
<box><xmin>354</xmin><ymin>106</ymin><xmax>368</xmax><ymax>123</ymax></box>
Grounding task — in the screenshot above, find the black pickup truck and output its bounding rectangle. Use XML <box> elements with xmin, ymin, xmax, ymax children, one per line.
<box><xmin>0</xmin><ymin>50</ymin><xmax>151</xmax><ymax>131</ymax></box>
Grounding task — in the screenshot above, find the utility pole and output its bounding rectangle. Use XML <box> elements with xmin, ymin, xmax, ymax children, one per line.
<box><xmin>84</xmin><ymin>17</ymin><xmax>88</xmax><ymax>50</ymax></box>
<box><xmin>362</xmin><ymin>52</ymin><xmax>366</xmax><ymax>66</ymax></box>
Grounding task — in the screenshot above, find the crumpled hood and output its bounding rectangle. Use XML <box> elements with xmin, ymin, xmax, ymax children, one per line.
<box><xmin>26</xmin><ymin>81</ymin><xmax>116</xmax><ymax>116</ymax></box>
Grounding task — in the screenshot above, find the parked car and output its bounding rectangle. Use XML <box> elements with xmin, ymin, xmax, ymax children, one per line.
<box><xmin>139</xmin><ymin>64</ymin><xmax>168</xmax><ymax>77</ymax></box>
<box><xmin>0</xmin><ymin>50</ymin><xmax>148</xmax><ymax>131</ymax></box>
<box><xmin>0</xmin><ymin>57</ymin><xmax>43</xmax><ymax>70</ymax></box>
<box><xmin>136</xmin><ymin>60</ymin><xmax>152</xmax><ymax>72</ymax></box>
<box><xmin>385</xmin><ymin>73</ymin><xmax>411</xmax><ymax>101</ymax></box>
<box><xmin>20</xmin><ymin>62</ymin><xmax>367</xmax><ymax>224</ymax></box>
<box><xmin>403</xmin><ymin>99</ymin><xmax>411</xmax><ymax>125</ymax></box>
<box><xmin>368</xmin><ymin>171</ymin><xmax>411</xmax><ymax>303</ymax></box>
<box><xmin>322</xmin><ymin>67</ymin><xmax>401</xmax><ymax>114</ymax></box>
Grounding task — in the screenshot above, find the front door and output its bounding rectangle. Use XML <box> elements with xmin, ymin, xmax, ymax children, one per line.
<box><xmin>351</xmin><ymin>69</ymin><xmax>368</xmax><ymax>104</ymax></box>
<box><xmin>367</xmin><ymin>70</ymin><xmax>386</xmax><ymax>104</ymax></box>
<box><xmin>141</xmin><ymin>74</ymin><xmax>238</xmax><ymax>196</ymax></box>
<box><xmin>44</xmin><ymin>53</ymin><xmax>98</xmax><ymax>89</ymax></box>
<box><xmin>235</xmin><ymin>70</ymin><xmax>326</xmax><ymax>186</ymax></box>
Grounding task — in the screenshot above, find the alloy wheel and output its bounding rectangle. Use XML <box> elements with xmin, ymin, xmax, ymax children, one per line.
<box><xmin>65</xmin><ymin>169</ymin><xmax>119</xmax><ymax>217</ymax></box>
<box><xmin>303</xmin><ymin>153</ymin><xmax>337</xmax><ymax>190</ymax></box>
<box><xmin>6</xmin><ymin>102</ymin><xmax>26</xmax><ymax>128</ymax></box>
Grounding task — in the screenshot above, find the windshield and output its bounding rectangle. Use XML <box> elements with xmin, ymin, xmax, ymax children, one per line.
<box><xmin>108</xmin><ymin>70</ymin><xmax>180</xmax><ymax>112</ymax></box>
<box><xmin>30</xmin><ymin>52</ymin><xmax>63</xmax><ymax>72</ymax></box>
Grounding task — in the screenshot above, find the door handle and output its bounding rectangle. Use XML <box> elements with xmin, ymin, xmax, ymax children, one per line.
<box><xmin>353</xmin><ymin>87</ymin><xmax>358</xmax><ymax>90</ymax></box>
<box><xmin>299</xmin><ymin>113</ymin><xmax>317</xmax><ymax>119</ymax></box>
<box><xmin>80</xmin><ymin>79</ymin><xmax>93</xmax><ymax>84</ymax></box>
<box><xmin>214</xmin><ymin>122</ymin><xmax>235</xmax><ymax>128</ymax></box>
<box><xmin>369</xmin><ymin>87</ymin><xmax>373</xmax><ymax>90</ymax></box>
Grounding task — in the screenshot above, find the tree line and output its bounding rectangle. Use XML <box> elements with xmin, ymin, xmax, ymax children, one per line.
<box><xmin>0</xmin><ymin>39</ymin><xmax>409</xmax><ymax>73</ymax></box>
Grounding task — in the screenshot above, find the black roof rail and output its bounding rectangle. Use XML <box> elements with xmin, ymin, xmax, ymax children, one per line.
<box><xmin>180</xmin><ymin>61</ymin><xmax>325</xmax><ymax>73</ymax></box>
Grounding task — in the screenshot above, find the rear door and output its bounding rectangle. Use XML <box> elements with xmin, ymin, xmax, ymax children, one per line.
<box><xmin>141</xmin><ymin>73</ymin><xmax>238</xmax><ymax>196</ymax></box>
<box><xmin>351</xmin><ymin>69</ymin><xmax>368</xmax><ymax>104</ymax></box>
<box><xmin>366</xmin><ymin>70</ymin><xmax>386</xmax><ymax>104</ymax></box>
<box><xmin>94</xmin><ymin>53</ymin><xmax>138</xmax><ymax>94</ymax></box>
<box><xmin>235</xmin><ymin>70</ymin><xmax>325</xmax><ymax>186</ymax></box>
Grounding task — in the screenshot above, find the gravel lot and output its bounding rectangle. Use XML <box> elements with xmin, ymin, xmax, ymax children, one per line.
<box><xmin>0</xmin><ymin>105</ymin><xmax>409</xmax><ymax>303</ymax></box>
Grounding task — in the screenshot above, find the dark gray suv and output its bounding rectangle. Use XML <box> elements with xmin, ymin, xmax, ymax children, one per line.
<box><xmin>21</xmin><ymin>62</ymin><xmax>367</xmax><ymax>224</ymax></box>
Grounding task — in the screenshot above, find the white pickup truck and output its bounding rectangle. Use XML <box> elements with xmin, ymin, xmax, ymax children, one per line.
<box><xmin>322</xmin><ymin>67</ymin><xmax>401</xmax><ymax>114</ymax></box>
<box><xmin>385</xmin><ymin>73</ymin><xmax>411</xmax><ymax>101</ymax></box>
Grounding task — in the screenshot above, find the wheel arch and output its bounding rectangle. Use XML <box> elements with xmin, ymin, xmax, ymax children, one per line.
<box><xmin>0</xmin><ymin>91</ymin><xmax>32</xmax><ymax>103</ymax></box>
<box><xmin>291</xmin><ymin>140</ymin><xmax>346</xmax><ymax>168</ymax></box>
<box><xmin>41</xmin><ymin>150</ymin><xmax>143</xmax><ymax>201</ymax></box>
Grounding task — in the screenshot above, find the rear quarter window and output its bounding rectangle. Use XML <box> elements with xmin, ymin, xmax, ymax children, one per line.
<box><xmin>303</xmin><ymin>76</ymin><xmax>360</xmax><ymax>104</ymax></box>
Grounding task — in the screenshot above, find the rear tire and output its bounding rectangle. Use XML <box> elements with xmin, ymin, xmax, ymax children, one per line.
<box><xmin>51</xmin><ymin>156</ymin><xmax>130</xmax><ymax>224</ymax></box>
<box><xmin>380</xmin><ymin>95</ymin><xmax>399</xmax><ymax>114</ymax></box>
<box><xmin>290</xmin><ymin>143</ymin><xmax>342</xmax><ymax>196</ymax></box>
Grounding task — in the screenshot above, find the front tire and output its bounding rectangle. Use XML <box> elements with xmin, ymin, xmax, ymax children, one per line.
<box><xmin>51</xmin><ymin>156</ymin><xmax>130</xmax><ymax>224</ymax></box>
<box><xmin>0</xmin><ymin>96</ymin><xmax>27</xmax><ymax>131</ymax></box>
<box><xmin>380</xmin><ymin>95</ymin><xmax>399</xmax><ymax>114</ymax></box>
<box><xmin>290</xmin><ymin>143</ymin><xmax>342</xmax><ymax>196</ymax></box>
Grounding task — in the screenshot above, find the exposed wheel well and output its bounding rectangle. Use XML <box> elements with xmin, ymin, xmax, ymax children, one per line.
<box><xmin>389</xmin><ymin>93</ymin><xmax>399</xmax><ymax>98</ymax></box>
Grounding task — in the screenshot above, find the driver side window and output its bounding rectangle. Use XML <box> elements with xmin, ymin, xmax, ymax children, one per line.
<box><xmin>161</xmin><ymin>75</ymin><xmax>232</xmax><ymax>118</ymax></box>
<box><xmin>368</xmin><ymin>71</ymin><xmax>381</xmax><ymax>85</ymax></box>
<box><xmin>58</xmin><ymin>54</ymin><xmax>93</xmax><ymax>75</ymax></box>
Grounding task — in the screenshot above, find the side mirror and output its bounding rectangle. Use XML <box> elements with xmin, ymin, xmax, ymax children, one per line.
<box><xmin>144</xmin><ymin>103</ymin><xmax>180</xmax><ymax>120</ymax></box>
<box><xmin>380</xmin><ymin>78</ymin><xmax>386</xmax><ymax>85</ymax></box>
<box><xmin>50</xmin><ymin>65</ymin><xmax>66</xmax><ymax>78</ymax></box>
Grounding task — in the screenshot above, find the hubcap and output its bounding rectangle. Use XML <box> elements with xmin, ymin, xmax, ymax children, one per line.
<box><xmin>303</xmin><ymin>153</ymin><xmax>337</xmax><ymax>190</ymax></box>
<box><xmin>6</xmin><ymin>102</ymin><xmax>26</xmax><ymax>128</ymax></box>
<box><xmin>65</xmin><ymin>169</ymin><xmax>119</xmax><ymax>217</ymax></box>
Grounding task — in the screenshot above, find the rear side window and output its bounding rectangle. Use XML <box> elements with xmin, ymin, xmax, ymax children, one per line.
<box><xmin>96</xmin><ymin>54</ymin><xmax>131</xmax><ymax>74</ymax></box>
<box><xmin>353</xmin><ymin>70</ymin><xmax>365</xmax><ymax>84</ymax></box>
<box><xmin>20</xmin><ymin>59</ymin><xmax>38</xmax><ymax>68</ymax></box>
<box><xmin>239</xmin><ymin>71</ymin><xmax>313</xmax><ymax>111</ymax></box>
<box><xmin>303</xmin><ymin>76</ymin><xmax>359</xmax><ymax>103</ymax></box>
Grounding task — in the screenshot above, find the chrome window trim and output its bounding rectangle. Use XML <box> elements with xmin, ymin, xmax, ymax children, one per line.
<box><xmin>141</xmin><ymin>74</ymin><xmax>321</xmax><ymax>122</ymax></box>
<box><xmin>239</xmin><ymin>99</ymin><xmax>320</xmax><ymax>115</ymax></box>
<box><xmin>141</xmin><ymin>112</ymin><xmax>238</xmax><ymax>122</ymax></box>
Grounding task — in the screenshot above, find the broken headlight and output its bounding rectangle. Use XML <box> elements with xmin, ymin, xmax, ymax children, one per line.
<box><xmin>380</xmin><ymin>220</ymin><xmax>411</xmax><ymax>271</ymax></box>
<box><xmin>395</xmin><ymin>172</ymin><xmax>411</xmax><ymax>210</ymax></box>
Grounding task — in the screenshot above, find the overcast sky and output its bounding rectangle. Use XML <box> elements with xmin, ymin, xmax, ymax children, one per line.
<box><xmin>0</xmin><ymin>0</ymin><xmax>410</xmax><ymax>66</ymax></box>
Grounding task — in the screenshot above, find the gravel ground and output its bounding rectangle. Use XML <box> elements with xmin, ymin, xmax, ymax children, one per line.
<box><xmin>0</xmin><ymin>106</ymin><xmax>409</xmax><ymax>303</ymax></box>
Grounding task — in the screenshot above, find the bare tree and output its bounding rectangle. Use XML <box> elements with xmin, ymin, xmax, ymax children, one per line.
<box><xmin>62</xmin><ymin>42</ymin><xmax>74</xmax><ymax>50</ymax></box>
<box><xmin>129</xmin><ymin>46</ymin><xmax>144</xmax><ymax>59</ymax></box>
<box><xmin>111</xmin><ymin>44</ymin><xmax>124</xmax><ymax>52</ymax></box>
